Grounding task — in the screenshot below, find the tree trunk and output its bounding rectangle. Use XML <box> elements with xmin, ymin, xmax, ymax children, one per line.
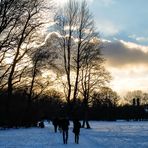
<box><xmin>82</xmin><ymin>101</ymin><xmax>91</xmax><ymax>129</ymax></box>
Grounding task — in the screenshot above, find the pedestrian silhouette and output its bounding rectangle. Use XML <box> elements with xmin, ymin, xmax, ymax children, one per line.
<box><xmin>73</xmin><ymin>119</ymin><xmax>81</xmax><ymax>144</ymax></box>
<box><xmin>38</xmin><ymin>121</ymin><xmax>44</xmax><ymax>128</ymax></box>
<box><xmin>58</xmin><ymin>118</ymin><xmax>62</xmax><ymax>133</ymax></box>
<box><xmin>52</xmin><ymin>117</ymin><xmax>58</xmax><ymax>133</ymax></box>
<box><xmin>61</xmin><ymin>117</ymin><xmax>70</xmax><ymax>144</ymax></box>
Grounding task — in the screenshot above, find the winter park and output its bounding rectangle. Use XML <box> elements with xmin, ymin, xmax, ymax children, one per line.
<box><xmin>0</xmin><ymin>0</ymin><xmax>148</xmax><ymax>147</ymax></box>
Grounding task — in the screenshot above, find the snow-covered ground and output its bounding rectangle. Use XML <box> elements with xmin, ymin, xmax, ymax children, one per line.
<box><xmin>0</xmin><ymin>121</ymin><xmax>148</xmax><ymax>148</ymax></box>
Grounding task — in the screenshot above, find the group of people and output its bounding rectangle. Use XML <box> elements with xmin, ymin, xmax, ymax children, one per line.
<box><xmin>52</xmin><ymin>117</ymin><xmax>81</xmax><ymax>144</ymax></box>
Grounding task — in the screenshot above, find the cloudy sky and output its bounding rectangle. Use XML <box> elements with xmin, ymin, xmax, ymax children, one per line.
<box><xmin>54</xmin><ymin>0</ymin><xmax>148</xmax><ymax>96</ymax></box>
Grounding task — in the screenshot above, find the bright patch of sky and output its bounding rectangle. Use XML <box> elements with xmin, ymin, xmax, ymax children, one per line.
<box><xmin>108</xmin><ymin>66</ymin><xmax>148</xmax><ymax>96</ymax></box>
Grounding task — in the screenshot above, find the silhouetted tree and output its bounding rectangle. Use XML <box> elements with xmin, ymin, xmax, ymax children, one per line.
<box><xmin>124</xmin><ymin>90</ymin><xmax>148</xmax><ymax>105</ymax></box>
<box><xmin>0</xmin><ymin>0</ymin><xmax>53</xmax><ymax>126</ymax></box>
<box><xmin>79</xmin><ymin>42</ymin><xmax>111</xmax><ymax>128</ymax></box>
<box><xmin>91</xmin><ymin>87</ymin><xmax>119</xmax><ymax>120</ymax></box>
<box><xmin>54</xmin><ymin>0</ymin><xmax>110</xmax><ymax>120</ymax></box>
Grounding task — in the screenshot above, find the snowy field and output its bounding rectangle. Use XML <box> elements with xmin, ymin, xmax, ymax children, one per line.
<box><xmin>0</xmin><ymin>121</ymin><xmax>148</xmax><ymax>148</ymax></box>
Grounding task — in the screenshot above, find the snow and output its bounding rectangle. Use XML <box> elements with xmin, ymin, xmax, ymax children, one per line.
<box><xmin>0</xmin><ymin>121</ymin><xmax>148</xmax><ymax>148</ymax></box>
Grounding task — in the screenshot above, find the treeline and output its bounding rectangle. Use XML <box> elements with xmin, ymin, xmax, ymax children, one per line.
<box><xmin>90</xmin><ymin>104</ymin><xmax>148</xmax><ymax>121</ymax></box>
<box><xmin>0</xmin><ymin>88</ymin><xmax>147</xmax><ymax>128</ymax></box>
<box><xmin>0</xmin><ymin>89</ymin><xmax>64</xmax><ymax>127</ymax></box>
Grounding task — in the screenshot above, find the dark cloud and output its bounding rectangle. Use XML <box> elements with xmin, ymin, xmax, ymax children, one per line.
<box><xmin>102</xmin><ymin>41</ymin><xmax>148</xmax><ymax>67</ymax></box>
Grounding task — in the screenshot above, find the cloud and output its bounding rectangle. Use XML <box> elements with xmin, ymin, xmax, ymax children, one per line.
<box><xmin>53</xmin><ymin>0</ymin><xmax>115</xmax><ymax>6</ymax></box>
<box><xmin>129</xmin><ymin>34</ymin><xmax>148</xmax><ymax>43</ymax></box>
<box><xmin>99</xmin><ymin>0</ymin><xmax>116</xmax><ymax>6</ymax></box>
<box><xmin>53</xmin><ymin>0</ymin><xmax>94</xmax><ymax>6</ymax></box>
<box><xmin>120</xmin><ymin>40</ymin><xmax>148</xmax><ymax>53</ymax></box>
<box><xmin>136</xmin><ymin>37</ymin><xmax>148</xmax><ymax>42</ymax></box>
<box><xmin>102</xmin><ymin>40</ymin><xmax>148</xmax><ymax>67</ymax></box>
<box><xmin>54</xmin><ymin>0</ymin><xmax>67</xmax><ymax>5</ymax></box>
<box><xmin>102</xmin><ymin>40</ymin><xmax>148</xmax><ymax>95</ymax></box>
<box><xmin>96</xmin><ymin>20</ymin><xmax>121</xmax><ymax>36</ymax></box>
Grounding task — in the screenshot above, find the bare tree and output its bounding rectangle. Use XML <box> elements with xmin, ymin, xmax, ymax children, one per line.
<box><xmin>0</xmin><ymin>0</ymin><xmax>53</xmax><ymax>123</ymax></box>
<box><xmin>0</xmin><ymin>0</ymin><xmax>22</xmax><ymax>49</ymax></box>
<box><xmin>124</xmin><ymin>90</ymin><xmax>148</xmax><ymax>105</ymax></box>
<box><xmin>54</xmin><ymin>0</ymin><xmax>78</xmax><ymax>107</ymax></box>
<box><xmin>27</xmin><ymin>36</ymin><xmax>58</xmax><ymax>102</ymax></box>
<box><xmin>98</xmin><ymin>87</ymin><xmax>119</xmax><ymax>107</ymax></box>
<box><xmin>0</xmin><ymin>0</ymin><xmax>26</xmax><ymax>87</ymax></box>
<box><xmin>55</xmin><ymin>0</ymin><xmax>111</xmax><ymax>120</ymax></box>
<box><xmin>78</xmin><ymin>41</ymin><xmax>111</xmax><ymax>128</ymax></box>
<box><xmin>54</xmin><ymin>0</ymin><xmax>109</xmax><ymax>118</ymax></box>
<box><xmin>0</xmin><ymin>0</ymin><xmax>54</xmax><ymax>91</ymax></box>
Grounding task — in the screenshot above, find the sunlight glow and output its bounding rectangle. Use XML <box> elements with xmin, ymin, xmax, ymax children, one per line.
<box><xmin>108</xmin><ymin>66</ymin><xmax>148</xmax><ymax>96</ymax></box>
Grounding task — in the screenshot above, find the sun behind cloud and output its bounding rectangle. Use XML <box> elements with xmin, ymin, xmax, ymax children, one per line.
<box><xmin>103</xmin><ymin>40</ymin><xmax>148</xmax><ymax>95</ymax></box>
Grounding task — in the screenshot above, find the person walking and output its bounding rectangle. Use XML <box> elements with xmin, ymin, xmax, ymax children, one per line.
<box><xmin>73</xmin><ymin>119</ymin><xmax>81</xmax><ymax>144</ymax></box>
<box><xmin>58</xmin><ymin>118</ymin><xmax>62</xmax><ymax>133</ymax></box>
<box><xmin>52</xmin><ymin>117</ymin><xmax>58</xmax><ymax>133</ymax></box>
<box><xmin>61</xmin><ymin>118</ymin><xmax>70</xmax><ymax>144</ymax></box>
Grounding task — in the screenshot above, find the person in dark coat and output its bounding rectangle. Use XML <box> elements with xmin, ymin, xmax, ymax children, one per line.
<box><xmin>52</xmin><ymin>117</ymin><xmax>58</xmax><ymax>133</ymax></box>
<box><xmin>58</xmin><ymin>118</ymin><xmax>62</xmax><ymax>133</ymax></box>
<box><xmin>61</xmin><ymin>118</ymin><xmax>70</xmax><ymax>144</ymax></box>
<box><xmin>73</xmin><ymin>119</ymin><xmax>81</xmax><ymax>144</ymax></box>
